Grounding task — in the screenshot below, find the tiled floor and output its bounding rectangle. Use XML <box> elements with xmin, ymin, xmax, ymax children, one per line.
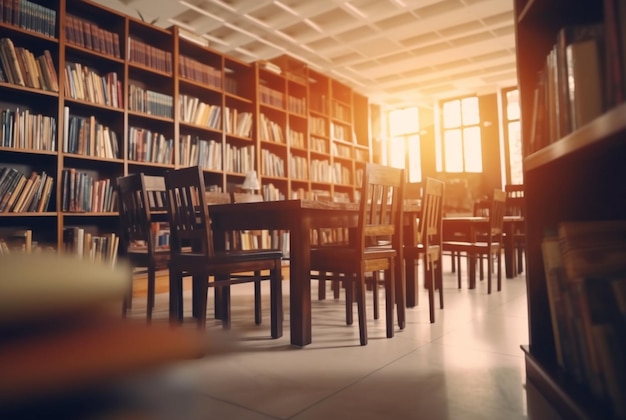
<box><xmin>116</xmin><ymin>258</ymin><xmax>564</xmax><ymax>420</ymax></box>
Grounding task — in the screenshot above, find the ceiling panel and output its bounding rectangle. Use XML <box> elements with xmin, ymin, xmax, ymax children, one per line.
<box><xmin>92</xmin><ymin>0</ymin><xmax>517</xmax><ymax>108</ymax></box>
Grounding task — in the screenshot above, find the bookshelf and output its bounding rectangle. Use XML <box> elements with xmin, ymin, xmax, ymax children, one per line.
<box><xmin>515</xmin><ymin>0</ymin><xmax>626</xmax><ymax>418</ymax></box>
<box><xmin>0</xmin><ymin>0</ymin><xmax>370</xmax><ymax>254</ymax></box>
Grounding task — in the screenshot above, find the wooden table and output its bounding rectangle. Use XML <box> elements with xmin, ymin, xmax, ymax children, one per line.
<box><xmin>442</xmin><ymin>216</ymin><xmax>524</xmax><ymax>288</ymax></box>
<box><xmin>208</xmin><ymin>199</ymin><xmax>406</xmax><ymax>348</ymax></box>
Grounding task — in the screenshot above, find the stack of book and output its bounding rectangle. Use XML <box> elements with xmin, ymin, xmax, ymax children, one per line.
<box><xmin>542</xmin><ymin>220</ymin><xmax>626</xmax><ymax>418</ymax></box>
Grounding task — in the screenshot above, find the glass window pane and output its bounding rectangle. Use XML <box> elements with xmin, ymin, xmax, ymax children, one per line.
<box><xmin>443</xmin><ymin>100</ymin><xmax>461</xmax><ymax>128</ymax></box>
<box><xmin>444</xmin><ymin>129</ymin><xmax>463</xmax><ymax>172</ymax></box>
<box><xmin>463</xmin><ymin>127</ymin><xmax>482</xmax><ymax>172</ymax></box>
<box><xmin>506</xmin><ymin>89</ymin><xmax>520</xmax><ymax>120</ymax></box>
<box><xmin>389</xmin><ymin>107</ymin><xmax>419</xmax><ymax>136</ymax></box>
<box><xmin>389</xmin><ymin>136</ymin><xmax>405</xmax><ymax>169</ymax></box>
<box><xmin>407</xmin><ymin>134</ymin><xmax>422</xmax><ymax>183</ymax></box>
<box><xmin>461</xmin><ymin>97</ymin><xmax>479</xmax><ymax>125</ymax></box>
<box><xmin>508</xmin><ymin>121</ymin><xmax>524</xmax><ymax>184</ymax></box>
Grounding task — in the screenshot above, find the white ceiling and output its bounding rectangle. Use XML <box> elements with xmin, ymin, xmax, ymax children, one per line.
<box><xmin>92</xmin><ymin>0</ymin><xmax>517</xmax><ymax>109</ymax></box>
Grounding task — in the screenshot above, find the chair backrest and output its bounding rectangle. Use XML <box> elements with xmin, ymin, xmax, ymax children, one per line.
<box><xmin>117</xmin><ymin>173</ymin><xmax>166</xmax><ymax>254</ymax></box>
<box><xmin>164</xmin><ymin>166</ymin><xmax>214</xmax><ymax>258</ymax></box>
<box><xmin>489</xmin><ymin>189</ymin><xmax>507</xmax><ymax>241</ymax></box>
<box><xmin>358</xmin><ymin>163</ymin><xmax>404</xmax><ymax>251</ymax></box>
<box><xmin>473</xmin><ymin>197</ymin><xmax>490</xmax><ymax>217</ymax></box>
<box><xmin>419</xmin><ymin>178</ymin><xmax>445</xmax><ymax>248</ymax></box>
<box><xmin>505</xmin><ymin>184</ymin><xmax>524</xmax><ymax>216</ymax></box>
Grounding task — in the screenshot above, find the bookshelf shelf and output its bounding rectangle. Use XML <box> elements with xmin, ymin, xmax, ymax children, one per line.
<box><xmin>516</xmin><ymin>0</ymin><xmax>626</xmax><ymax>418</ymax></box>
<box><xmin>0</xmin><ymin>0</ymin><xmax>370</xmax><ymax>253</ymax></box>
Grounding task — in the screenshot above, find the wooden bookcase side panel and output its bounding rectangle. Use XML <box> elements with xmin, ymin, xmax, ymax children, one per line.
<box><xmin>517</xmin><ymin>0</ymin><xmax>626</xmax><ymax>418</ymax></box>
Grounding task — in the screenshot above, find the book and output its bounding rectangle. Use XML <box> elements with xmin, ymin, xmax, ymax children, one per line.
<box><xmin>558</xmin><ymin>220</ymin><xmax>626</xmax><ymax>279</ymax></box>
<box><xmin>555</xmin><ymin>23</ymin><xmax>604</xmax><ymax>138</ymax></box>
<box><xmin>566</xmin><ymin>38</ymin><xmax>604</xmax><ymax>130</ymax></box>
<box><xmin>4</xmin><ymin>229</ymin><xmax>32</xmax><ymax>253</ymax></box>
<box><xmin>603</xmin><ymin>0</ymin><xmax>626</xmax><ymax>107</ymax></box>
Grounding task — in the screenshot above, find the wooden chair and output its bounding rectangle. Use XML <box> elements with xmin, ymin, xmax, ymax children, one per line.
<box><xmin>505</xmin><ymin>184</ymin><xmax>525</xmax><ymax>275</ymax></box>
<box><xmin>117</xmin><ymin>173</ymin><xmax>170</xmax><ymax>319</ymax></box>
<box><xmin>164</xmin><ymin>166</ymin><xmax>283</xmax><ymax>338</ymax></box>
<box><xmin>442</xmin><ymin>189</ymin><xmax>507</xmax><ymax>294</ymax></box>
<box><xmin>403</xmin><ymin>178</ymin><xmax>445</xmax><ymax>323</ymax></box>
<box><xmin>309</xmin><ymin>163</ymin><xmax>405</xmax><ymax>345</ymax></box>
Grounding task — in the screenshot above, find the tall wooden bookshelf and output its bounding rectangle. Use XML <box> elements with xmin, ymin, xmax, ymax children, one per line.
<box><xmin>0</xmin><ymin>0</ymin><xmax>370</xmax><ymax>253</ymax></box>
<box><xmin>515</xmin><ymin>0</ymin><xmax>626</xmax><ymax>418</ymax></box>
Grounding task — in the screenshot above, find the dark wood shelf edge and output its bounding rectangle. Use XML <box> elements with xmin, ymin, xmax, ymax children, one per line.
<box><xmin>524</xmin><ymin>102</ymin><xmax>626</xmax><ymax>171</ymax></box>
<box><xmin>522</xmin><ymin>345</ymin><xmax>607</xmax><ymax>420</ymax></box>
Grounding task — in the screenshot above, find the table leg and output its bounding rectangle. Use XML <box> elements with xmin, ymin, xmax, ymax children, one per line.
<box><xmin>289</xmin><ymin>221</ymin><xmax>312</xmax><ymax>347</ymax></box>
<box><xmin>504</xmin><ymin>223</ymin><xmax>515</xmax><ymax>279</ymax></box>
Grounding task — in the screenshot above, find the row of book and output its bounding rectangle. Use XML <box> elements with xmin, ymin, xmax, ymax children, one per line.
<box><xmin>1</xmin><ymin>107</ymin><xmax>56</xmax><ymax>151</ymax></box>
<box><xmin>260</xmin><ymin>149</ymin><xmax>285</xmax><ymax>178</ymax></box>
<box><xmin>0</xmin><ymin>38</ymin><xmax>58</xmax><ymax>91</ymax></box>
<box><xmin>288</xmin><ymin>128</ymin><xmax>306</xmax><ymax>149</ymax></box>
<box><xmin>128</xmin><ymin>84</ymin><xmax>173</xmax><ymax>118</ymax></box>
<box><xmin>60</xmin><ymin>168</ymin><xmax>117</xmax><ymax>213</ymax></box>
<box><xmin>179</xmin><ymin>94</ymin><xmax>221</xmax><ymax>129</ymax></box>
<box><xmin>63</xmin><ymin>110</ymin><xmax>120</xmax><ymax>159</ymax></box>
<box><xmin>178</xmin><ymin>135</ymin><xmax>222</xmax><ymax>171</ymax></box>
<box><xmin>332</xmin><ymin>142</ymin><xmax>352</xmax><ymax>159</ymax></box>
<box><xmin>288</xmin><ymin>95</ymin><xmax>306</xmax><ymax>115</ymax></box>
<box><xmin>0</xmin><ymin>228</ymin><xmax>34</xmax><ymax>253</ymax></box>
<box><xmin>178</xmin><ymin>55</ymin><xmax>222</xmax><ymax>89</ymax></box>
<box><xmin>259</xmin><ymin>113</ymin><xmax>285</xmax><ymax>143</ymax></box>
<box><xmin>65</xmin><ymin>14</ymin><xmax>121</xmax><ymax>59</ymax></box>
<box><xmin>541</xmin><ymin>220</ymin><xmax>626</xmax><ymax>418</ymax></box>
<box><xmin>223</xmin><ymin>143</ymin><xmax>255</xmax><ymax>174</ymax></box>
<box><xmin>224</xmin><ymin>109</ymin><xmax>253</xmax><ymax>138</ymax></box>
<box><xmin>332</xmin><ymin>101</ymin><xmax>351</xmax><ymax>122</ymax></box>
<box><xmin>63</xmin><ymin>63</ymin><xmax>122</xmax><ymax>108</ymax></box>
<box><xmin>310</xmin><ymin>136</ymin><xmax>328</xmax><ymax>154</ymax></box>
<box><xmin>0</xmin><ymin>167</ymin><xmax>53</xmax><ymax>213</ymax></box>
<box><xmin>127</xmin><ymin>127</ymin><xmax>174</xmax><ymax>165</ymax></box>
<box><xmin>63</xmin><ymin>227</ymin><xmax>119</xmax><ymax>266</ymax></box>
<box><xmin>259</xmin><ymin>85</ymin><xmax>285</xmax><ymax>109</ymax></box>
<box><xmin>528</xmin><ymin>8</ymin><xmax>626</xmax><ymax>154</ymax></box>
<box><xmin>309</xmin><ymin>116</ymin><xmax>327</xmax><ymax>137</ymax></box>
<box><xmin>128</xmin><ymin>37</ymin><xmax>172</xmax><ymax>74</ymax></box>
<box><xmin>330</xmin><ymin>122</ymin><xmax>350</xmax><ymax>142</ymax></box>
<box><xmin>0</xmin><ymin>0</ymin><xmax>56</xmax><ymax>38</ymax></box>
<box><xmin>289</xmin><ymin>155</ymin><xmax>308</xmax><ymax>181</ymax></box>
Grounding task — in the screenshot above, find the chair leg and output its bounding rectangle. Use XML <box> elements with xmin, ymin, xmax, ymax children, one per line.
<box><xmin>406</xmin><ymin>257</ymin><xmax>418</xmax><ymax>308</ymax></box>
<box><xmin>426</xmin><ymin>258</ymin><xmax>435</xmax><ymax>323</ymax></box>
<box><xmin>356</xmin><ymin>273</ymin><xmax>368</xmax><ymax>346</ymax></box>
<box><xmin>456</xmin><ymin>252</ymin><xmax>462</xmax><ymax>289</ymax></box>
<box><xmin>147</xmin><ymin>267</ymin><xmax>155</xmax><ymax>320</ymax></box>
<box><xmin>332</xmin><ymin>274</ymin><xmax>341</xmax><ymax>298</ymax></box>
<box><xmin>194</xmin><ymin>275</ymin><xmax>210</xmax><ymax>327</ymax></box>
<box><xmin>254</xmin><ymin>270</ymin><xmax>262</xmax><ymax>325</ymax></box>
<box><xmin>372</xmin><ymin>271</ymin><xmax>380</xmax><ymax>320</ymax></box>
<box><xmin>436</xmin><ymin>258</ymin><xmax>444</xmax><ymax>310</ymax></box>
<box><xmin>270</xmin><ymin>263</ymin><xmax>283</xmax><ymax>339</ymax></box>
<box><xmin>344</xmin><ymin>277</ymin><xmax>354</xmax><ymax>326</ymax></box>
<box><xmin>169</xmin><ymin>267</ymin><xmax>183</xmax><ymax>323</ymax></box>
<box><xmin>318</xmin><ymin>272</ymin><xmax>326</xmax><ymax>300</ymax></box>
<box><xmin>497</xmin><ymin>251</ymin><xmax>502</xmax><ymax>292</ymax></box>
<box><xmin>385</xmin><ymin>267</ymin><xmax>395</xmax><ymax>338</ymax></box>
<box><xmin>487</xmin><ymin>253</ymin><xmax>492</xmax><ymax>294</ymax></box>
<box><xmin>192</xmin><ymin>274</ymin><xmax>204</xmax><ymax>320</ymax></box>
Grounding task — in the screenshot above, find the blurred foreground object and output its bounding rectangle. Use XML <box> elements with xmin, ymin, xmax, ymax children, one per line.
<box><xmin>0</xmin><ymin>253</ymin><xmax>208</xmax><ymax>417</ymax></box>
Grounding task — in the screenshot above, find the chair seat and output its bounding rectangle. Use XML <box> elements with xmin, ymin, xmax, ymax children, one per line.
<box><xmin>442</xmin><ymin>240</ymin><xmax>502</xmax><ymax>250</ymax></box>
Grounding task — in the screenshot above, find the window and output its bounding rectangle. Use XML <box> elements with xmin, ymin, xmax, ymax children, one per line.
<box><xmin>502</xmin><ymin>88</ymin><xmax>523</xmax><ymax>185</ymax></box>
<box><xmin>436</xmin><ymin>96</ymin><xmax>482</xmax><ymax>173</ymax></box>
<box><xmin>387</xmin><ymin>107</ymin><xmax>421</xmax><ymax>182</ymax></box>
